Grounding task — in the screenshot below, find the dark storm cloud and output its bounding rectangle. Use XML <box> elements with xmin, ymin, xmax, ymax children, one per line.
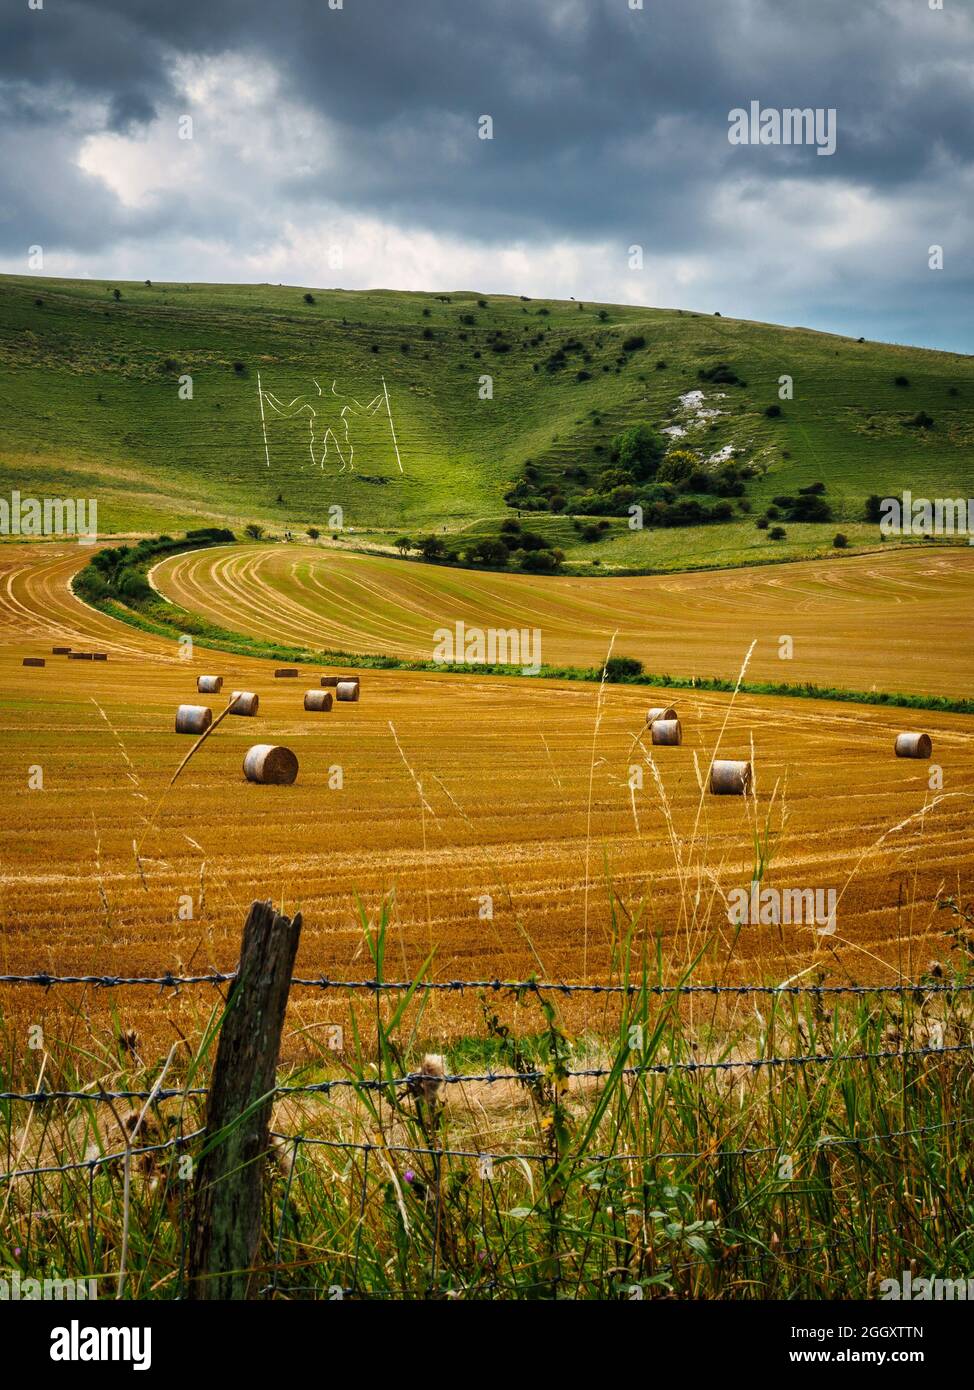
<box><xmin>0</xmin><ymin>0</ymin><xmax>971</xmax><ymax>346</ymax></box>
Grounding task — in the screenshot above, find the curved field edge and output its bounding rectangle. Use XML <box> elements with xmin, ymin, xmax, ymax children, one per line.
<box><xmin>75</xmin><ymin>536</ymin><xmax>974</xmax><ymax>716</ymax></box>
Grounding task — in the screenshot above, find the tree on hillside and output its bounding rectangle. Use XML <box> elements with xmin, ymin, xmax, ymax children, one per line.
<box><xmin>418</xmin><ymin>535</ymin><xmax>447</xmax><ymax>561</ymax></box>
<box><xmin>306</xmin><ymin>527</ymin><xmax>320</xmax><ymax>540</ymax></box>
<box><xmin>244</xmin><ymin>523</ymin><xmax>265</xmax><ymax>540</ymax></box>
<box><xmin>465</xmin><ymin>538</ymin><xmax>509</xmax><ymax>567</ymax></box>
<box><xmin>612</xmin><ymin>423</ymin><xmax>666</xmax><ymax>481</ymax></box>
<box><xmin>395</xmin><ymin>536</ymin><xmax>413</xmax><ymax>556</ymax></box>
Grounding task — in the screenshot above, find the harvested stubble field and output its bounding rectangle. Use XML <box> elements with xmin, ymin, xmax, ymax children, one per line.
<box><xmin>156</xmin><ymin>541</ymin><xmax>974</xmax><ymax>699</ymax></box>
<box><xmin>2</xmin><ymin>544</ymin><xmax>973</xmax><ymax>1056</ymax></box>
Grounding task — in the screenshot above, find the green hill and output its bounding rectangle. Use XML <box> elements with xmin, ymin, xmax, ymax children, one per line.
<box><xmin>1</xmin><ymin>274</ymin><xmax>971</xmax><ymax>571</ymax></box>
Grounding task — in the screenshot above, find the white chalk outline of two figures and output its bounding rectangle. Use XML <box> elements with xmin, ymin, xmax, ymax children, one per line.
<box><xmin>261</xmin><ymin>378</ymin><xmax>388</xmax><ymax>473</ymax></box>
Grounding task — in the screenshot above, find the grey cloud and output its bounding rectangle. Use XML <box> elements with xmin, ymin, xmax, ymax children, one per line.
<box><xmin>0</xmin><ymin>0</ymin><xmax>971</xmax><ymax>349</ymax></box>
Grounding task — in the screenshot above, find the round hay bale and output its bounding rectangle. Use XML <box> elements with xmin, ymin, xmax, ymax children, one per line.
<box><xmin>243</xmin><ymin>744</ymin><xmax>299</xmax><ymax>785</ymax></box>
<box><xmin>52</xmin><ymin>646</ymin><xmax>71</xmax><ymax>655</ymax></box>
<box><xmin>175</xmin><ymin>704</ymin><xmax>212</xmax><ymax>735</ymax></box>
<box><xmin>336</xmin><ymin>680</ymin><xmax>360</xmax><ymax>702</ymax></box>
<box><xmin>197</xmin><ymin>675</ymin><xmax>223</xmax><ymax>694</ymax></box>
<box><xmin>303</xmin><ymin>690</ymin><xmax>333</xmax><ymax>712</ymax></box>
<box><xmin>229</xmin><ymin>690</ymin><xmax>259</xmax><ymax>716</ymax></box>
<box><xmin>274</xmin><ymin>668</ymin><xmax>298</xmax><ymax>678</ymax></box>
<box><xmin>895</xmin><ymin>732</ymin><xmax>932</xmax><ymax>759</ymax></box>
<box><xmin>320</xmin><ymin>676</ymin><xmax>339</xmax><ymax>688</ymax></box>
<box><xmin>651</xmin><ymin>718</ymin><xmax>682</xmax><ymax>746</ymax></box>
<box><xmin>710</xmin><ymin>759</ymin><xmax>752</xmax><ymax>796</ymax></box>
<box><xmin>646</xmin><ymin>706</ymin><xmax>677</xmax><ymax>726</ymax></box>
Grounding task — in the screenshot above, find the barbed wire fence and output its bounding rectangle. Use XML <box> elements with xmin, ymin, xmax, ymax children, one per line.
<box><xmin>2</xmin><ymin>902</ymin><xmax>972</xmax><ymax>1299</ymax></box>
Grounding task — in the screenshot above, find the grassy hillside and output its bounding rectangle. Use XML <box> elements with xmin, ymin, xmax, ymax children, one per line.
<box><xmin>1</xmin><ymin>274</ymin><xmax>972</xmax><ymax>571</ymax></box>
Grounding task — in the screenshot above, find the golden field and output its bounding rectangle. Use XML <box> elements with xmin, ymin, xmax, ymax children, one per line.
<box><xmin>1</xmin><ymin>544</ymin><xmax>973</xmax><ymax>1052</ymax></box>
<box><xmin>155</xmin><ymin>541</ymin><xmax>974</xmax><ymax>698</ymax></box>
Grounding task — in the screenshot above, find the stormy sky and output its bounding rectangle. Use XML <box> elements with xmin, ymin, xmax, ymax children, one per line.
<box><xmin>1</xmin><ymin>0</ymin><xmax>971</xmax><ymax>350</ymax></box>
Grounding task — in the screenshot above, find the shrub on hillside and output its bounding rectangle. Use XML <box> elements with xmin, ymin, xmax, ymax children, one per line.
<box><xmin>698</xmin><ymin>362</ymin><xmax>745</xmax><ymax>386</ymax></box>
<box><xmin>789</xmin><ymin>494</ymin><xmax>833</xmax><ymax>522</ymax></box>
<box><xmin>186</xmin><ymin>527</ymin><xmax>236</xmax><ymax>543</ymax></box>
<box><xmin>517</xmin><ymin>530</ymin><xmax>553</xmax><ymax>552</ymax></box>
<box><xmin>657</xmin><ymin>449</ymin><xmax>698</xmax><ymax>485</ymax></box>
<box><xmin>519</xmin><ymin>548</ymin><xmax>561</xmax><ymax>572</ymax></box>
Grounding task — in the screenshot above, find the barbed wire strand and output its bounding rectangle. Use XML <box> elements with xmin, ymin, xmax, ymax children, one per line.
<box><xmin>1</xmin><ymin>1040</ymin><xmax>969</xmax><ymax>1108</ymax></box>
<box><xmin>0</xmin><ymin>971</ymin><xmax>968</xmax><ymax>996</ymax></box>
<box><xmin>3</xmin><ymin>1109</ymin><xmax>970</xmax><ymax>1187</ymax></box>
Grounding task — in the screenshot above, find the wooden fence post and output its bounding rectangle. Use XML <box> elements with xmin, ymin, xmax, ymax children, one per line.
<box><xmin>187</xmin><ymin>899</ymin><xmax>302</xmax><ymax>1300</ymax></box>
